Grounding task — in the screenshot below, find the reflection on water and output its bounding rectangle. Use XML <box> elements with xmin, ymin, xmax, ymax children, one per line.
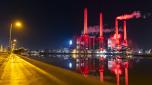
<box><xmin>29</xmin><ymin>54</ymin><xmax>152</xmax><ymax>85</ymax></box>
<box><xmin>72</xmin><ymin>55</ymin><xmax>129</xmax><ymax>85</ymax></box>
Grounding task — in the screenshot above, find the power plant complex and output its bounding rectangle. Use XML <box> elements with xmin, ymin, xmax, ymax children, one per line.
<box><xmin>71</xmin><ymin>7</ymin><xmax>140</xmax><ymax>52</ymax></box>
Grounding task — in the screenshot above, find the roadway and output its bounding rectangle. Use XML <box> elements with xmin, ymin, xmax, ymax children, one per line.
<box><xmin>0</xmin><ymin>53</ymin><xmax>113</xmax><ymax>85</ymax></box>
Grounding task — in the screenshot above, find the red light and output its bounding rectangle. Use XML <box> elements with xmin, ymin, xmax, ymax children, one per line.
<box><xmin>113</xmin><ymin>64</ymin><xmax>122</xmax><ymax>75</ymax></box>
<box><xmin>124</xmin><ymin>62</ymin><xmax>129</xmax><ymax>68</ymax></box>
<box><xmin>99</xmin><ymin>56</ymin><xmax>104</xmax><ymax>61</ymax></box>
<box><xmin>113</xmin><ymin>34</ymin><xmax>121</xmax><ymax>39</ymax></box>
<box><xmin>124</xmin><ymin>62</ymin><xmax>129</xmax><ymax>85</ymax></box>
<box><xmin>83</xmin><ymin>65</ymin><xmax>89</xmax><ymax>77</ymax></box>
<box><xmin>99</xmin><ymin>65</ymin><xmax>104</xmax><ymax>81</ymax></box>
<box><xmin>84</xmin><ymin>8</ymin><xmax>88</xmax><ymax>35</ymax></box>
<box><xmin>99</xmin><ymin>65</ymin><xmax>104</xmax><ymax>72</ymax></box>
<box><xmin>115</xmin><ymin>18</ymin><xmax>119</xmax><ymax>38</ymax></box>
<box><xmin>100</xmin><ymin>13</ymin><xmax>103</xmax><ymax>37</ymax></box>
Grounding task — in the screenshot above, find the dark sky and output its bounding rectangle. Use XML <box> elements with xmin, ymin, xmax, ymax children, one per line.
<box><xmin>0</xmin><ymin>0</ymin><xmax>152</xmax><ymax>49</ymax></box>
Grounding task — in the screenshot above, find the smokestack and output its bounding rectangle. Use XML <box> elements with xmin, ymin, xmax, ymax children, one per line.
<box><xmin>123</xmin><ymin>20</ymin><xmax>128</xmax><ymax>46</ymax></box>
<box><xmin>84</xmin><ymin>8</ymin><xmax>88</xmax><ymax>35</ymax></box>
<box><xmin>115</xmin><ymin>18</ymin><xmax>119</xmax><ymax>37</ymax></box>
<box><xmin>100</xmin><ymin>13</ymin><xmax>103</xmax><ymax>37</ymax></box>
<box><xmin>124</xmin><ymin>20</ymin><xmax>127</xmax><ymax>41</ymax></box>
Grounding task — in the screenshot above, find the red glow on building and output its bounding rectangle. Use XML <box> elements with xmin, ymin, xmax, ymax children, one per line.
<box><xmin>113</xmin><ymin>34</ymin><xmax>121</xmax><ymax>39</ymax></box>
<box><xmin>83</xmin><ymin>65</ymin><xmax>89</xmax><ymax>77</ymax></box>
<box><xmin>99</xmin><ymin>37</ymin><xmax>104</xmax><ymax>49</ymax></box>
<box><xmin>114</xmin><ymin>64</ymin><xmax>122</xmax><ymax>75</ymax></box>
<box><xmin>82</xmin><ymin>35</ymin><xmax>89</xmax><ymax>49</ymax></box>
<box><xmin>73</xmin><ymin>8</ymin><xmax>140</xmax><ymax>50</ymax></box>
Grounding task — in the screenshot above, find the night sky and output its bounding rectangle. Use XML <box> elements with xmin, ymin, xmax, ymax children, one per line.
<box><xmin>0</xmin><ymin>0</ymin><xmax>152</xmax><ymax>49</ymax></box>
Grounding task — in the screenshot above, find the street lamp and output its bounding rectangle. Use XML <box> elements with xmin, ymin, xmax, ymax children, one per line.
<box><xmin>15</xmin><ymin>21</ymin><xmax>22</xmax><ymax>28</ymax></box>
<box><xmin>9</xmin><ymin>21</ymin><xmax>22</xmax><ymax>53</ymax></box>
<box><xmin>12</xmin><ymin>39</ymin><xmax>17</xmax><ymax>51</ymax></box>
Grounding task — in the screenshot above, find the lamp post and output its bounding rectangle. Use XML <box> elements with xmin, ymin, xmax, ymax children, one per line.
<box><xmin>9</xmin><ymin>24</ymin><xmax>13</xmax><ymax>52</ymax></box>
<box><xmin>9</xmin><ymin>21</ymin><xmax>22</xmax><ymax>53</ymax></box>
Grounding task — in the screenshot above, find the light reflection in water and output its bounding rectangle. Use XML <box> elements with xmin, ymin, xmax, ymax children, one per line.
<box><xmin>30</xmin><ymin>54</ymin><xmax>152</xmax><ymax>85</ymax></box>
<box><xmin>71</xmin><ymin>54</ymin><xmax>130</xmax><ymax>85</ymax></box>
<box><xmin>68</xmin><ymin>62</ymin><xmax>73</xmax><ymax>68</ymax></box>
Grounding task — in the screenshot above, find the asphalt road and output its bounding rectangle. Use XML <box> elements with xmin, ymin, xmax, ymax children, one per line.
<box><xmin>0</xmin><ymin>53</ymin><xmax>113</xmax><ymax>85</ymax></box>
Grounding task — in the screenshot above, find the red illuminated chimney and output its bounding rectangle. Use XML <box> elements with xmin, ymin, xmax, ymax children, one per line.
<box><xmin>115</xmin><ymin>18</ymin><xmax>119</xmax><ymax>38</ymax></box>
<box><xmin>123</xmin><ymin>20</ymin><xmax>128</xmax><ymax>46</ymax></box>
<box><xmin>100</xmin><ymin>13</ymin><xmax>103</xmax><ymax>37</ymax></box>
<box><xmin>84</xmin><ymin>8</ymin><xmax>88</xmax><ymax>35</ymax></box>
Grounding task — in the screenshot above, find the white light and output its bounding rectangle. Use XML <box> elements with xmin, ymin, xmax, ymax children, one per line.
<box><xmin>96</xmin><ymin>51</ymin><xmax>99</xmax><ymax>53</ymax></box>
<box><xmin>99</xmin><ymin>50</ymin><xmax>107</xmax><ymax>53</ymax></box>
<box><xmin>69</xmin><ymin>40</ymin><xmax>72</xmax><ymax>45</ymax></box>
<box><xmin>69</xmin><ymin>62</ymin><xmax>72</xmax><ymax>68</ymax></box>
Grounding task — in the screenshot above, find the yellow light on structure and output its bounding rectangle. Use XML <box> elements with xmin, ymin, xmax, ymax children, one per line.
<box><xmin>15</xmin><ymin>21</ymin><xmax>22</xmax><ymax>28</ymax></box>
<box><xmin>13</xmin><ymin>39</ymin><xmax>17</xmax><ymax>42</ymax></box>
<box><xmin>72</xmin><ymin>49</ymin><xmax>77</xmax><ymax>54</ymax></box>
<box><xmin>12</xmin><ymin>43</ymin><xmax>15</xmax><ymax>46</ymax></box>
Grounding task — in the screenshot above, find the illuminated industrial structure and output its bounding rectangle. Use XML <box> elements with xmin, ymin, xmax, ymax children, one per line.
<box><xmin>72</xmin><ymin>8</ymin><xmax>140</xmax><ymax>51</ymax></box>
<box><xmin>74</xmin><ymin>8</ymin><xmax>105</xmax><ymax>50</ymax></box>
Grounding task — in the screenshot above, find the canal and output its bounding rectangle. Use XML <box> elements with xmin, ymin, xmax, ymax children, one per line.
<box><xmin>28</xmin><ymin>54</ymin><xmax>152</xmax><ymax>85</ymax></box>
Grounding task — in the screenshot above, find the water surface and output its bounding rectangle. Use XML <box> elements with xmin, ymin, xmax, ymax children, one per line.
<box><xmin>29</xmin><ymin>54</ymin><xmax>152</xmax><ymax>85</ymax></box>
